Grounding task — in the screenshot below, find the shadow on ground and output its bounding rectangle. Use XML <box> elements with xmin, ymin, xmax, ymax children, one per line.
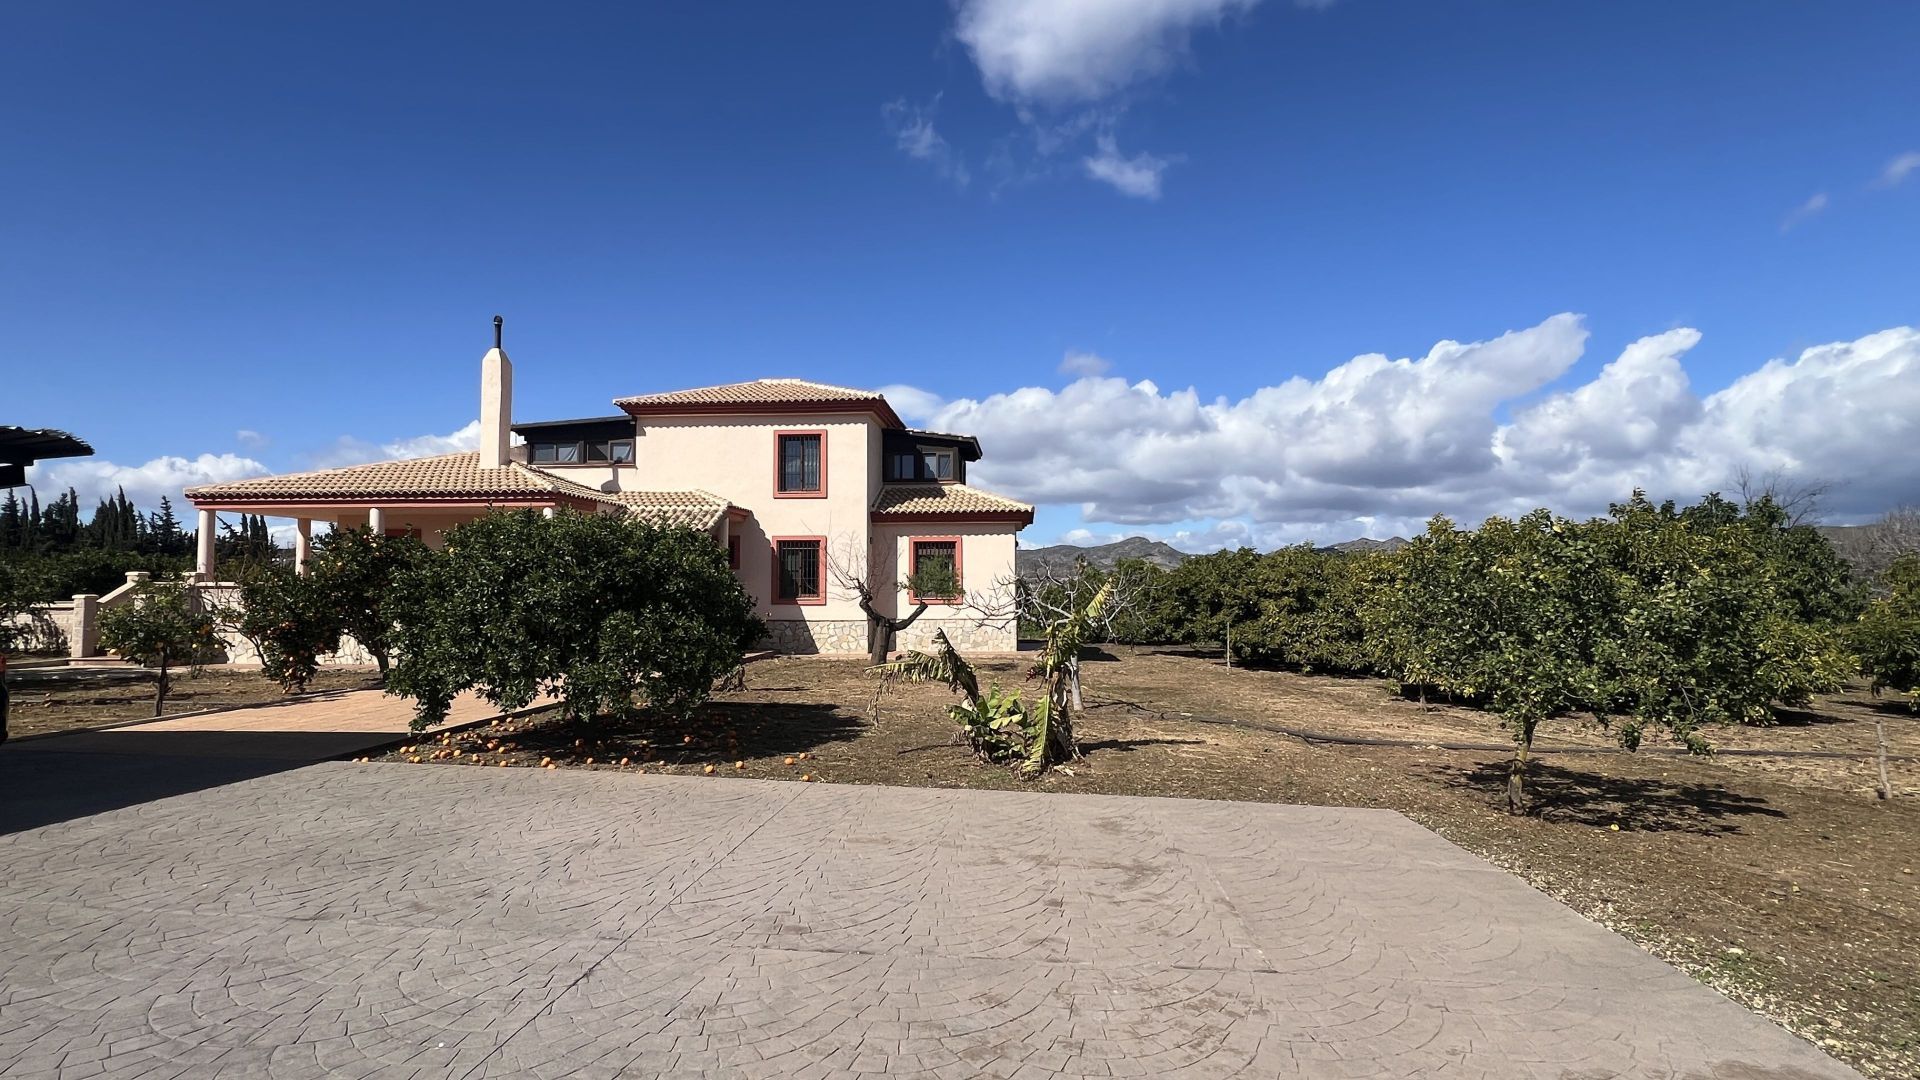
<box><xmin>497</xmin><ymin>702</ymin><xmax>861</xmax><ymax>767</ymax></box>
<box><xmin>0</xmin><ymin>735</ymin><xmax>363</xmax><ymax>835</ymax></box>
<box><xmin>1434</xmin><ymin>759</ymin><xmax>1787</xmax><ymax>834</ymax></box>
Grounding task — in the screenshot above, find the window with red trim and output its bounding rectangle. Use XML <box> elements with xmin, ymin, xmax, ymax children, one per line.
<box><xmin>775</xmin><ymin>432</ymin><xmax>824</xmax><ymax>496</ymax></box>
<box><xmin>908</xmin><ymin>538</ymin><xmax>961</xmax><ymax>603</ymax></box>
<box><xmin>774</xmin><ymin>538</ymin><xmax>825</xmax><ymax>603</ymax></box>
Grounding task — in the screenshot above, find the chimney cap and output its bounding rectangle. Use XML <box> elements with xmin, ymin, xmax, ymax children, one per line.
<box><xmin>492</xmin><ymin>315</ymin><xmax>504</xmax><ymax>350</ymax></box>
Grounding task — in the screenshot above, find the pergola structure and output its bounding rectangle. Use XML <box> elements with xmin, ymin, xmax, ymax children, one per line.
<box><xmin>0</xmin><ymin>426</ymin><xmax>94</xmax><ymax>489</ymax></box>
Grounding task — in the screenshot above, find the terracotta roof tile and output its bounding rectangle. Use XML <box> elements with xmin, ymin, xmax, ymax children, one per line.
<box><xmin>185</xmin><ymin>452</ymin><xmax>620</xmax><ymax>505</ymax></box>
<box><xmin>872</xmin><ymin>483</ymin><xmax>1033</xmax><ymax>519</ymax></box>
<box><xmin>614</xmin><ymin>489</ymin><xmax>733</xmax><ymax>531</ymax></box>
<box><xmin>614</xmin><ymin>378</ymin><xmax>883</xmax><ymax>409</ymax></box>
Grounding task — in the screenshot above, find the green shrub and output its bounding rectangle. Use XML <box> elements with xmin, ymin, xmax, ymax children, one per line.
<box><xmin>1853</xmin><ymin>556</ymin><xmax>1920</xmax><ymax>708</ymax></box>
<box><xmin>97</xmin><ymin>580</ymin><xmax>219</xmax><ymax>715</ymax></box>
<box><xmin>237</xmin><ymin>565</ymin><xmax>342</xmax><ymax>694</ymax></box>
<box><xmin>386</xmin><ymin>509</ymin><xmax>762</xmax><ymax>730</ymax></box>
<box><xmin>309</xmin><ymin>527</ymin><xmax>427</xmax><ymax>679</ymax></box>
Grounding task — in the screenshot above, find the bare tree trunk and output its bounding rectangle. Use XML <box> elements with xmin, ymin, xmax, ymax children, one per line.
<box><xmin>860</xmin><ymin>598</ymin><xmax>929</xmax><ymax>668</ymax></box>
<box><xmin>154</xmin><ymin>647</ymin><xmax>171</xmax><ymax>718</ymax></box>
<box><xmin>1507</xmin><ymin>720</ymin><xmax>1536</xmax><ymax>814</ymax></box>
<box><xmin>1877</xmin><ymin>717</ymin><xmax>1892</xmax><ymax>801</ymax></box>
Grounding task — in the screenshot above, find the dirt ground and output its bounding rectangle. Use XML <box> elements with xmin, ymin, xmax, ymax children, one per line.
<box><xmin>3</xmin><ymin>665</ymin><xmax>383</xmax><ymax>738</ymax></box>
<box><xmin>366</xmin><ymin>647</ymin><xmax>1918</xmax><ymax>1079</ymax></box>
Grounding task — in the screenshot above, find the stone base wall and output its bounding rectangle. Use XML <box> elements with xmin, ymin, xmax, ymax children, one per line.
<box><xmin>194</xmin><ymin>584</ymin><xmax>379</xmax><ymax>668</ymax></box>
<box><xmin>761</xmin><ymin>617</ymin><xmax>1018</xmax><ymax>656</ymax></box>
<box><xmin>897</xmin><ymin>617</ymin><xmax>1016</xmax><ymax>653</ymax></box>
<box><xmin>760</xmin><ymin>619</ymin><xmax>869</xmax><ymax>655</ymax></box>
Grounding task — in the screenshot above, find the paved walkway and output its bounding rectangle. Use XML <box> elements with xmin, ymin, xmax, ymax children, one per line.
<box><xmin>1</xmin><ymin>690</ymin><xmax>538</xmax><ymax>834</ymax></box>
<box><xmin>0</xmin><ymin>759</ymin><xmax>1860</xmax><ymax>1079</ymax></box>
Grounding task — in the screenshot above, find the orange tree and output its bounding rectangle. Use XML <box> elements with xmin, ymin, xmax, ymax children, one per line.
<box><xmin>97</xmin><ymin>580</ymin><xmax>220</xmax><ymax>716</ymax></box>
<box><xmin>309</xmin><ymin>526</ymin><xmax>426</xmax><ymax>681</ymax></box>
<box><xmin>386</xmin><ymin>509</ymin><xmax>762</xmax><ymax>730</ymax></box>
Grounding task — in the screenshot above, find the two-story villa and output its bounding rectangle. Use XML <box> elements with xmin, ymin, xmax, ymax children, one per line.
<box><xmin>185</xmin><ymin>326</ymin><xmax>1030</xmax><ymax>653</ymax></box>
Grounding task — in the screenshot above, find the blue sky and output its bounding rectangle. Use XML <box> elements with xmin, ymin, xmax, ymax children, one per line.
<box><xmin>6</xmin><ymin>1</ymin><xmax>1917</xmax><ymax>547</ymax></box>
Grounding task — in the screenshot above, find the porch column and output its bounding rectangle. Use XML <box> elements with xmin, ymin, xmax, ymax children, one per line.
<box><xmin>196</xmin><ymin>508</ymin><xmax>217</xmax><ymax>580</ymax></box>
<box><xmin>367</xmin><ymin>506</ymin><xmax>386</xmax><ymax>535</ymax></box>
<box><xmin>294</xmin><ymin>518</ymin><xmax>312</xmax><ymax>575</ymax></box>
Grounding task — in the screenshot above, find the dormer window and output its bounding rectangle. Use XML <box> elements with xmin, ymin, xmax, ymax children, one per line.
<box><xmin>531</xmin><ymin>438</ymin><xmax>631</xmax><ymax>465</ymax></box>
<box><xmin>921</xmin><ymin>449</ymin><xmax>955</xmax><ymax>481</ymax></box>
<box><xmin>531</xmin><ymin>441</ymin><xmax>581</xmax><ymax>464</ymax></box>
<box><xmin>586</xmin><ymin>439</ymin><xmax>634</xmax><ymax>464</ymax></box>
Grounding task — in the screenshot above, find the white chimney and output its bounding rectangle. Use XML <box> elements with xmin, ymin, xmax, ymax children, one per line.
<box><xmin>479</xmin><ymin>315</ymin><xmax>512</xmax><ymax>468</ymax></box>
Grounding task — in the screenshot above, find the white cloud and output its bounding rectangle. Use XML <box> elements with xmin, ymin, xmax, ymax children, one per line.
<box><xmin>26</xmin><ymin>453</ymin><xmax>269</xmax><ymax>514</ymax></box>
<box><xmin>883</xmin><ymin>96</ymin><xmax>971</xmax><ymax>187</ymax></box>
<box><xmin>1780</xmin><ymin>191</ymin><xmax>1828</xmax><ymax>232</ymax></box>
<box><xmin>953</xmin><ymin>0</ymin><xmax>1263</xmax><ymax>106</ymax></box>
<box><xmin>901</xmin><ymin>315</ymin><xmax>1920</xmax><ymax>548</ymax></box>
<box><xmin>939</xmin><ymin>0</ymin><xmax>1253</xmax><ymax>200</ymax></box>
<box><xmin>235</xmin><ymin>429</ymin><xmax>268</xmax><ymax>449</ymax></box>
<box><xmin>876</xmin><ymin>383</ymin><xmax>948</xmax><ymax>425</ymax></box>
<box><xmin>1058</xmin><ymin>349</ymin><xmax>1112</xmax><ymax>377</ymax></box>
<box><xmin>1875</xmin><ymin>150</ymin><xmax>1920</xmax><ymax>188</ymax></box>
<box><xmin>1083</xmin><ymin>135</ymin><xmax>1172</xmax><ymax>198</ymax></box>
<box><xmin>315</xmin><ymin>419</ymin><xmax>481</xmax><ymax>468</ymax></box>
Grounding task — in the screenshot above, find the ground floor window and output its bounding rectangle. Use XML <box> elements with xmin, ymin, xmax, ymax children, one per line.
<box><xmin>909</xmin><ymin>538</ymin><xmax>961</xmax><ymax>602</ymax></box>
<box><xmin>774</xmin><ymin>537</ymin><xmax>825</xmax><ymax>603</ymax></box>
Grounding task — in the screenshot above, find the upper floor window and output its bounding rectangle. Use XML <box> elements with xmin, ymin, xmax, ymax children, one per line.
<box><xmin>586</xmin><ymin>439</ymin><xmax>634</xmax><ymax>464</ymax></box>
<box><xmin>885</xmin><ymin>446</ymin><xmax>958</xmax><ymax>482</ymax></box>
<box><xmin>776</xmin><ymin>431</ymin><xmax>825</xmax><ymax>496</ymax></box>
<box><xmin>921</xmin><ymin>449</ymin><xmax>955</xmax><ymax>481</ymax></box>
<box><xmin>532</xmin><ymin>439</ymin><xmax>631</xmax><ymax>465</ymax></box>
<box><xmin>531</xmin><ymin>441</ymin><xmax>581</xmax><ymax>464</ymax></box>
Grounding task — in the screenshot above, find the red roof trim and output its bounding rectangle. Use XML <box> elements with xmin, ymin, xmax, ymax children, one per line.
<box><xmin>871</xmin><ymin>511</ymin><xmax>1033</xmax><ymax>526</ymax></box>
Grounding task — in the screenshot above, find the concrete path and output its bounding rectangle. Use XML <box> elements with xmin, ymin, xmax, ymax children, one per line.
<box><xmin>1</xmin><ymin>690</ymin><xmax>534</xmax><ymax>834</ymax></box>
<box><xmin>0</xmin><ymin>760</ymin><xmax>1860</xmax><ymax>1079</ymax></box>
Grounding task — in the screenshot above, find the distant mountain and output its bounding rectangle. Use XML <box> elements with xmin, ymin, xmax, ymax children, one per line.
<box><xmin>1016</xmin><ymin>534</ymin><xmax>1412</xmax><ymax>579</ymax></box>
<box><xmin>1318</xmin><ymin>536</ymin><xmax>1410</xmax><ymax>555</ymax></box>
<box><xmin>1817</xmin><ymin>518</ymin><xmax>1918</xmax><ymax>581</ymax></box>
<box><xmin>1017</xmin><ymin>537</ymin><xmax>1189</xmax><ymax>580</ymax></box>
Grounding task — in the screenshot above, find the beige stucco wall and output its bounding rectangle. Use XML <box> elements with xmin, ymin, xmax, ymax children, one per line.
<box><xmin>631</xmin><ymin>413</ymin><xmax>879</xmax><ymax>621</ymax></box>
<box><xmin>871</xmin><ymin>523</ymin><xmax>1019</xmax><ymax>652</ymax></box>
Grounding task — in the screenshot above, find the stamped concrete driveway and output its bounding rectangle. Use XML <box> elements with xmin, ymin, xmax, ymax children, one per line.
<box><xmin>0</xmin><ymin>760</ymin><xmax>1861</xmax><ymax>1079</ymax></box>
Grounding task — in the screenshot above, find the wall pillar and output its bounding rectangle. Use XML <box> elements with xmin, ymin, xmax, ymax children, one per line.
<box><xmin>70</xmin><ymin>594</ymin><xmax>99</xmax><ymax>658</ymax></box>
<box><xmin>541</xmin><ymin>506</ymin><xmax>555</xmax><ymax>519</ymax></box>
<box><xmin>367</xmin><ymin>506</ymin><xmax>386</xmax><ymax>534</ymax></box>
<box><xmin>196</xmin><ymin>508</ymin><xmax>217</xmax><ymax>580</ymax></box>
<box><xmin>294</xmin><ymin>518</ymin><xmax>312</xmax><ymax>574</ymax></box>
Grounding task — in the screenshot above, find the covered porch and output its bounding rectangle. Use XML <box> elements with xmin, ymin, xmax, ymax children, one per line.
<box><xmin>182</xmin><ymin>450</ymin><xmax>624</xmax><ymax>580</ymax></box>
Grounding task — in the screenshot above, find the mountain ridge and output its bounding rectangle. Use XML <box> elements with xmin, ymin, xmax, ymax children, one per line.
<box><xmin>1016</xmin><ymin>534</ymin><xmax>1410</xmax><ymax>578</ymax></box>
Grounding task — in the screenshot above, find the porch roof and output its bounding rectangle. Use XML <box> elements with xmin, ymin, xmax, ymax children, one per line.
<box><xmin>614</xmin><ymin>489</ymin><xmax>736</xmax><ymax>531</ymax></box>
<box><xmin>871</xmin><ymin>482</ymin><xmax>1033</xmax><ymax>525</ymax></box>
<box><xmin>183</xmin><ymin>451</ymin><xmax>622</xmax><ymax>509</ymax></box>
